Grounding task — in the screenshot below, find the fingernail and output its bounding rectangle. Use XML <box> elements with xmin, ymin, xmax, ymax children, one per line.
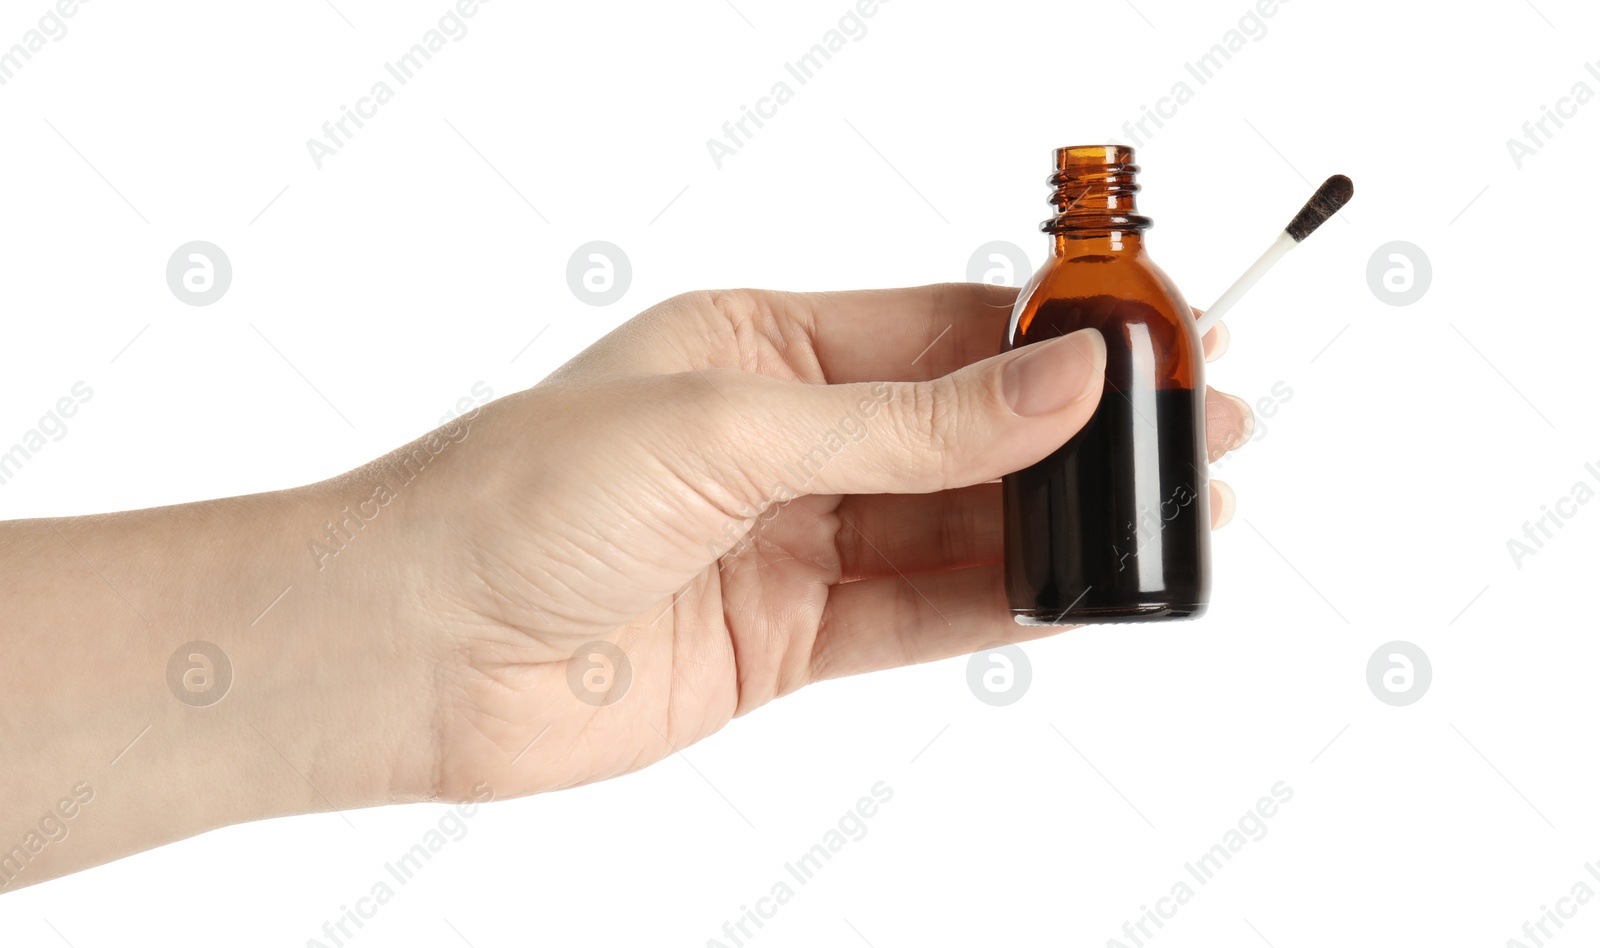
<box><xmin>1211</xmin><ymin>479</ymin><xmax>1236</xmax><ymax>529</ymax></box>
<box><xmin>1204</xmin><ymin>320</ymin><xmax>1231</xmax><ymax>363</ymax></box>
<box><xmin>1002</xmin><ymin>329</ymin><xmax>1105</xmax><ymax>417</ymax></box>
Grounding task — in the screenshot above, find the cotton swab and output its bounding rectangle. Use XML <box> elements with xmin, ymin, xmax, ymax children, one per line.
<box><xmin>1195</xmin><ymin>175</ymin><xmax>1354</xmax><ymax>338</ymax></box>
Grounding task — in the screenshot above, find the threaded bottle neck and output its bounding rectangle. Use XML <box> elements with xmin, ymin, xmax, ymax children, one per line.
<box><xmin>1041</xmin><ymin>144</ymin><xmax>1153</xmax><ymax>239</ymax></box>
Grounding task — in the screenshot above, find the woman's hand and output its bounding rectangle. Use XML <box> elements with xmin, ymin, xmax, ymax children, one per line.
<box><xmin>0</xmin><ymin>284</ymin><xmax>1255</xmax><ymax>891</ymax></box>
<box><xmin>375</xmin><ymin>284</ymin><xmax>1254</xmax><ymax>801</ymax></box>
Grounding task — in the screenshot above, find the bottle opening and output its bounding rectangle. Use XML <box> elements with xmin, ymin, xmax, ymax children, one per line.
<box><xmin>1042</xmin><ymin>143</ymin><xmax>1153</xmax><ymax>236</ymax></box>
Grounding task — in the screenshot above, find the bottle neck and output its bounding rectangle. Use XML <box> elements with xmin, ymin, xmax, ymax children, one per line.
<box><xmin>1051</xmin><ymin>231</ymin><xmax>1146</xmax><ymax>257</ymax></box>
<box><xmin>1041</xmin><ymin>144</ymin><xmax>1152</xmax><ymax>253</ymax></box>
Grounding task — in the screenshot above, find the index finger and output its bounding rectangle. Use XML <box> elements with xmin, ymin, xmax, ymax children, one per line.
<box><xmin>546</xmin><ymin>282</ymin><xmax>1018</xmax><ymax>386</ymax></box>
<box><xmin>787</xmin><ymin>282</ymin><xmax>1018</xmax><ymax>383</ymax></box>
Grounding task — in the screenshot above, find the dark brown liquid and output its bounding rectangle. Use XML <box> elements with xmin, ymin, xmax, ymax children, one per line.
<box><xmin>1002</xmin><ymin>295</ymin><xmax>1210</xmax><ymax>623</ymax></box>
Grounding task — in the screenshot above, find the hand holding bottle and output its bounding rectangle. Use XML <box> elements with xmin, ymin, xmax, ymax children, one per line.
<box><xmin>0</xmin><ymin>283</ymin><xmax>1254</xmax><ymax>890</ymax></box>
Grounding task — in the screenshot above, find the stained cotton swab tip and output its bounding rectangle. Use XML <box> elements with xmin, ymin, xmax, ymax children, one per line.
<box><xmin>1195</xmin><ymin>175</ymin><xmax>1354</xmax><ymax>337</ymax></box>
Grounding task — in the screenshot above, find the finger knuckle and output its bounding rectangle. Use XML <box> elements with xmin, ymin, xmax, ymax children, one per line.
<box><xmin>702</xmin><ymin>288</ymin><xmax>768</xmax><ymax>327</ymax></box>
<box><xmin>898</xmin><ymin>376</ymin><xmax>963</xmax><ymax>479</ymax></box>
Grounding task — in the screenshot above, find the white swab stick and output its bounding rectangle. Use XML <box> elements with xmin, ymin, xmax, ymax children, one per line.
<box><xmin>1195</xmin><ymin>232</ymin><xmax>1295</xmax><ymax>337</ymax></box>
<box><xmin>1195</xmin><ymin>174</ymin><xmax>1354</xmax><ymax>339</ymax></box>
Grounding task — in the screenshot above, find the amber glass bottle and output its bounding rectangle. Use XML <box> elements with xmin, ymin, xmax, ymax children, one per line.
<box><xmin>1001</xmin><ymin>145</ymin><xmax>1210</xmax><ymax>624</ymax></box>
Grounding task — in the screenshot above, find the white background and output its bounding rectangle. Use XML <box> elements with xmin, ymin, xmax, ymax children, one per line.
<box><xmin>2</xmin><ymin>0</ymin><xmax>1597</xmax><ymax>945</ymax></box>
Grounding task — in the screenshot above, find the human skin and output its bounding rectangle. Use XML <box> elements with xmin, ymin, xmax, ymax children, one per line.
<box><xmin>0</xmin><ymin>283</ymin><xmax>1252</xmax><ymax>891</ymax></box>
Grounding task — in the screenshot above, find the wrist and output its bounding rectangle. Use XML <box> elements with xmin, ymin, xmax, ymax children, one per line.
<box><xmin>0</xmin><ymin>467</ymin><xmax>451</xmax><ymax>890</ymax></box>
<box><xmin>243</xmin><ymin>479</ymin><xmax>445</xmax><ymax>810</ymax></box>
<box><xmin>123</xmin><ymin>485</ymin><xmax>440</xmax><ymax>816</ymax></box>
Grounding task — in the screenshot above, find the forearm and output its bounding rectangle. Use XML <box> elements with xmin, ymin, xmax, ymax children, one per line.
<box><xmin>0</xmin><ymin>484</ymin><xmax>435</xmax><ymax>892</ymax></box>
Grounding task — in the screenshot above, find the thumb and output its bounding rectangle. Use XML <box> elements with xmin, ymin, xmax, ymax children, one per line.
<box><xmin>743</xmin><ymin>327</ymin><xmax>1106</xmax><ymax>497</ymax></box>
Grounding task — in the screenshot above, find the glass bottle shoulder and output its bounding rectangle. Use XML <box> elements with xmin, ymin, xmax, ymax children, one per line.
<box><xmin>1005</xmin><ymin>249</ymin><xmax>1203</xmax><ymax>388</ymax></box>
